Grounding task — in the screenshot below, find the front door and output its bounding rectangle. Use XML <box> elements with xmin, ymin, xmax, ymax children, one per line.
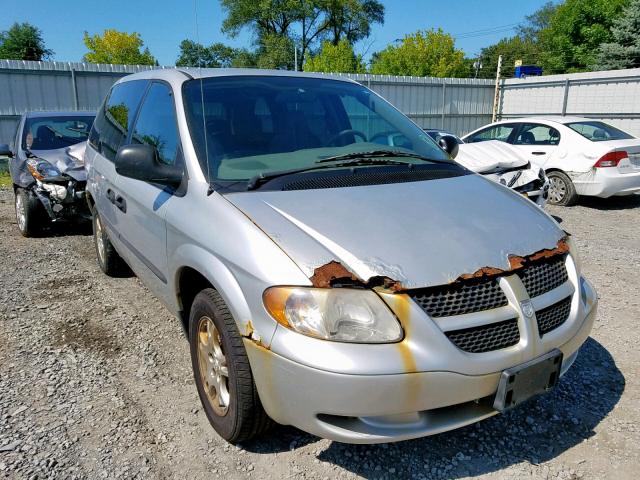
<box><xmin>113</xmin><ymin>81</ymin><xmax>183</xmax><ymax>293</ymax></box>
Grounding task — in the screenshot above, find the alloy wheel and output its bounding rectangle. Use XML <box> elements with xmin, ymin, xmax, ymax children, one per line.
<box><xmin>549</xmin><ymin>176</ymin><xmax>567</xmax><ymax>204</ymax></box>
<box><xmin>15</xmin><ymin>193</ymin><xmax>26</xmax><ymax>232</ymax></box>
<box><xmin>197</xmin><ymin>316</ymin><xmax>230</xmax><ymax>416</ymax></box>
<box><xmin>95</xmin><ymin>215</ymin><xmax>106</xmax><ymax>265</ymax></box>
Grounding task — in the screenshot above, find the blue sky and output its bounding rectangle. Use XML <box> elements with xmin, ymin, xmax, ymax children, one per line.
<box><xmin>1</xmin><ymin>0</ymin><xmax>551</xmax><ymax>65</ymax></box>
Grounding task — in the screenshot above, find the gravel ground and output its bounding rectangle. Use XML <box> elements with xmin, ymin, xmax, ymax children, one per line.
<box><xmin>0</xmin><ymin>187</ymin><xmax>638</xmax><ymax>480</ymax></box>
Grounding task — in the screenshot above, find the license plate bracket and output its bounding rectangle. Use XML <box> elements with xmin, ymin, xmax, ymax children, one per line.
<box><xmin>493</xmin><ymin>349</ymin><xmax>563</xmax><ymax>412</ymax></box>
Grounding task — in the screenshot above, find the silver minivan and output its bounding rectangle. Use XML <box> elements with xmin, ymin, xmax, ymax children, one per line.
<box><xmin>85</xmin><ymin>69</ymin><xmax>597</xmax><ymax>444</ymax></box>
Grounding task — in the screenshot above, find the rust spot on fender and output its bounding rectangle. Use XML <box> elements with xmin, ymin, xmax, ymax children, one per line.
<box><xmin>455</xmin><ymin>237</ymin><xmax>570</xmax><ymax>282</ymax></box>
<box><xmin>382</xmin><ymin>293</ymin><xmax>416</xmax><ymax>374</ymax></box>
<box><xmin>310</xmin><ymin>261</ymin><xmax>404</xmax><ymax>292</ymax></box>
<box><xmin>244</xmin><ymin>320</ymin><xmax>255</xmax><ymax>338</ymax></box>
<box><xmin>241</xmin><ymin>321</ymin><xmax>270</xmax><ymax>350</ymax></box>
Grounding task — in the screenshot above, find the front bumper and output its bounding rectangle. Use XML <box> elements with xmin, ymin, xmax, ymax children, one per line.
<box><xmin>246</xmin><ymin>275</ymin><xmax>597</xmax><ymax>444</ymax></box>
<box><xmin>572</xmin><ymin>168</ymin><xmax>640</xmax><ymax>198</ymax></box>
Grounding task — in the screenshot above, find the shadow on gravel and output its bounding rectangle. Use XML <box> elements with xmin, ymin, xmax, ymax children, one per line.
<box><xmin>577</xmin><ymin>194</ymin><xmax>640</xmax><ymax>211</ymax></box>
<box><xmin>244</xmin><ymin>338</ymin><xmax>623</xmax><ymax>478</ymax></box>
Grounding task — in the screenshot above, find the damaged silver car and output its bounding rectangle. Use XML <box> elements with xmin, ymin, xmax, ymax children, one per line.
<box><xmin>85</xmin><ymin>70</ymin><xmax>597</xmax><ymax>444</ymax></box>
<box><xmin>2</xmin><ymin>111</ymin><xmax>95</xmax><ymax>236</ymax></box>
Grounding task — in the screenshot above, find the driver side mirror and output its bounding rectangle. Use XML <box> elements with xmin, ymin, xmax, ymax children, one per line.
<box><xmin>438</xmin><ymin>135</ymin><xmax>459</xmax><ymax>159</ymax></box>
<box><xmin>0</xmin><ymin>143</ymin><xmax>13</xmax><ymax>157</ymax></box>
<box><xmin>115</xmin><ymin>144</ymin><xmax>183</xmax><ymax>186</ymax></box>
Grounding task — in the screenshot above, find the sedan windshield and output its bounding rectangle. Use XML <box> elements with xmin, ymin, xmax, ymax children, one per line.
<box><xmin>23</xmin><ymin>115</ymin><xmax>95</xmax><ymax>151</ymax></box>
<box><xmin>182</xmin><ymin>76</ymin><xmax>450</xmax><ymax>183</ymax></box>
<box><xmin>565</xmin><ymin>121</ymin><xmax>634</xmax><ymax>142</ymax></box>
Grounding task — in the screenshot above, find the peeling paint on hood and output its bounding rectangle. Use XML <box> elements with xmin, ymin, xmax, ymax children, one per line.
<box><xmin>225</xmin><ymin>174</ymin><xmax>565</xmax><ymax>290</ymax></box>
<box><xmin>30</xmin><ymin>141</ymin><xmax>87</xmax><ymax>181</ymax></box>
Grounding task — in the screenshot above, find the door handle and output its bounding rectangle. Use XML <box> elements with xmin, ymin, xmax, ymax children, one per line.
<box><xmin>106</xmin><ymin>188</ymin><xmax>116</xmax><ymax>203</ymax></box>
<box><xmin>532</xmin><ymin>151</ymin><xmax>546</xmax><ymax>156</ymax></box>
<box><xmin>114</xmin><ymin>195</ymin><xmax>127</xmax><ymax>213</ymax></box>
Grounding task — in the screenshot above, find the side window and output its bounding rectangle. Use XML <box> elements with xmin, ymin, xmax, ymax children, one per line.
<box><xmin>514</xmin><ymin>124</ymin><xmax>560</xmax><ymax>145</ymax></box>
<box><xmin>467</xmin><ymin>124</ymin><xmax>516</xmax><ymax>143</ymax></box>
<box><xmin>131</xmin><ymin>82</ymin><xmax>180</xmax><ymax>165</ymax></box>
<box><xmin>89</xmin><ymin>80</ymin><xmax>148</xmax><ymax>161</ymax></box>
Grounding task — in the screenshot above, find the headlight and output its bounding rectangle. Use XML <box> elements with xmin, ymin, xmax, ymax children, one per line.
<box><xmin>566</xmin><ymin>236</ymin><xmax>582</xmax><ymax>273</ymax></box>
<box><xmin>263</xmin><ymin>287</ymin><xmax>403</xmax><ymax>343</ymax></box>
<box><xmin>26</xmin><ymin>159</ymin><xmax>61</xmax><ymax>181</ymax></box>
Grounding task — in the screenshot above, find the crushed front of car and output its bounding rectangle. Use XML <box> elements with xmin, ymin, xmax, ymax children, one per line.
<box><xmin>226</xmin><ymin>176</ymin><xmax>596</xmax><ymax>444</ymax></box>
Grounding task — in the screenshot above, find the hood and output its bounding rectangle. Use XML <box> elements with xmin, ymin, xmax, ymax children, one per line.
<box><xmin>225</xmin><ymin>174</ymin><xmax>565</xmax><ymax>290</ymax></box>
<box><xmin>30</xmin><ymin>141</ymin><xmax>87</xmax><ymax>181</ymax></box>
<box><xmin>456</xmin><ymin>141</ymin><xmax>529</xmax><ymax>173</ymax></box>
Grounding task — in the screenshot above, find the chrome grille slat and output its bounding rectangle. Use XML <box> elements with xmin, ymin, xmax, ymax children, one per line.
<box><xmin>536</xmin><ymin>296</ymin><xmax>572</xmax><ymax>336</ymax></box>
<box><xmin>518</xmin><ymin>257</ymin><xmax>568</xmax><ymax>298</ymax></box>
<box><xmin>408</xmin><ymin>279</ymin><xmax>507</xmax><ymax>318</ymax></box>
<box><xmin>445</xmin><ymin>319</ymin><xmax>520</xmax><ymax>353</ymax></box>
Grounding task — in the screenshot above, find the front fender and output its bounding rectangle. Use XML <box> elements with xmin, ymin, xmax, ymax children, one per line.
<box><xmin>169</xmin><ymin>243</ymin><xmax>276</xmax><ymax>345</ymax></box>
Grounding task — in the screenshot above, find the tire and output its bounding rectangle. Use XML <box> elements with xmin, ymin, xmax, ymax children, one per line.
<box><xmin>189</xmin><ymin>288</ymin><xmax>272</xmax><ymax>443</ymax></box>
<box><xmin>92</xmin><ymin>209</ymin><xmax>127</xmax><ymax>276</ymax></box>
<box><xmin>14</xmin><ymin>187</ymin><xmax>45</xmax><ymax>237</ymax></box>
<box><xmin>547</xmin><ymin>171</ymin><xmax>578</xmax><ymax>206</ymax></box>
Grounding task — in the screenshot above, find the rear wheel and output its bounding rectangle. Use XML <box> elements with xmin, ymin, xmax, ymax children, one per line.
<box><xmin>547</xmin><ymin>171</ymin><xmax>578</xmax><ymax>206</ymax></box>
<box><xmin>92</xmin><ymin>210</ymin><xmax>127</xmax><ymax>276</ymax></box>
<box><xmin>14</xmin><ymin>188</ymin><xmax>45</xmax><ymax>237</ymax></box>
<box><xmin>189</xmin><ymin>288</ymin><xmax>272</xmax><ymax>443</ymax></box>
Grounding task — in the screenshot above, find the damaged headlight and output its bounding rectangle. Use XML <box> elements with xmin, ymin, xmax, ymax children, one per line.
<box><xmin>26</xmin><ymin>158</ymin><xmax>62</xmax><ymax>181</ymax></box>
<box><xmin>263</xmin><ymin>287</ymin><xmax>403</xmax><ymax>343</ymax></box>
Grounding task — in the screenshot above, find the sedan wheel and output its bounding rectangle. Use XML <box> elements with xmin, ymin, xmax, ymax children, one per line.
<box><xmin>546</xmin><ymin>171</ymin><xmax>578</xmax><ymax>206</ymax></box>
<box><xmin>14</xmin><ymin>188</ymin><xmax>44</xmax><ymax>237</ymax></box>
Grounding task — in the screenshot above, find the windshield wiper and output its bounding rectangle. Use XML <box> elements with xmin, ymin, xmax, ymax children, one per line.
<box><xmin>316</xmin><ymin>149</ymin><xmax>450</xmax><ymax>164</ymax></box>
<box><xmin>246</xmin><ymin>158</ymin><xmax>416</xmax><ymax>191</ymax></box>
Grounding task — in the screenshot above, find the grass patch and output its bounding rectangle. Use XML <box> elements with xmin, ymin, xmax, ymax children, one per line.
<box><xmin>0</xmin><ymin>173</ymin><xmax>12</xmax><ymax>188</ymax></box>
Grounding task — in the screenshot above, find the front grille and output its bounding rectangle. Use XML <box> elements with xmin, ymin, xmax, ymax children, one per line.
<box><xmin>518</xmin><ymin>257</ymin><xmax>568</xmax><ymax>298</ymax></box>
<box><xmin>536</xmin><ymin>297</ymin><xmax>572</xmax><ymax>336</ymax></box>
<box><xmin>445</xmin><ymin>319</ymin><xmax>520</xmax><ymax>353</ymax></box>
<box><xmin>409</xmin><ymin>279</ymin><xmax>508</xmax><ymax>318</ymax></box>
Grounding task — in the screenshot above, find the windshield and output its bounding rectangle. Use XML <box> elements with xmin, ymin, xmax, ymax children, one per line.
<box><xmin>182</xmin><ymin>76</ymin><xmax>450</xmax><ymax>183</ymax></box>
<box><xmin>23</xmin><ymin>115</ymin><xmax>95</xmax><ymax>151</ymax></box>
<box><xmin>565</xmin><ymin>121</ymin><xmax>634</xmax><ymax>142</ymax></box>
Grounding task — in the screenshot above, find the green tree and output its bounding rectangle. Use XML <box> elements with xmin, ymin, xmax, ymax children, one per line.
<box><xmin>219</xmin><ymin>0</ymin><xmax>383</xmax><ymax>67</ymax></box>
<box><xmin>176</xmin><ymin>40</ymin><xmax>256</xmax><ymax>67</ymax></box>
<box><xmin>83</xmin><ymin>29</ymin><xmax>156</xmax><ymax>65</ymax></box>
<box><xmin>476</xmin><ymin>36</ymin><xmax>539</xmax><ymax>79</ymax></box>
<box><xmin>370</xmin><ymin>29</ymin><xmax>467</xmax><ymax>77</ymax></box>
<box><xmin>537</xmin><ymin>0</ymin><xmax>628</xmax><ymax>73</ymax></box>
<box><xmin>597</xmin><ymin>0</ymin><xmax>640</xmax><ymax>70</ymax></box>
<box><xmin>516</xmin><ymin>1</ymin><xmax>558</xmax><ymax>41</ymax></box>
<box><xmin>256</xmin><ymin>33</ymin><xmax>295</xmax><ymax>69</ymax></box>
<box><xmin>0</xmin><ymin>22</ymin><xmax>53</xmax><ymax>61</ymax></box>
<box><xmin>304</xmin><ymin>39</ymin><xmax>365</xmax><ymax>72</ymax></box>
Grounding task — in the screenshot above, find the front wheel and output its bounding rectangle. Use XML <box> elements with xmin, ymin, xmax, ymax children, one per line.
<box><xmin>15</xmin><ymin>188</ymin><xmax>45</xmax><ymax>237</ymax></box>
<box><xmin>189</xmin><ymin>289</ymin><xmax>272</xmax><ymax>443</ymax></box>
<box><xmin>547</xmin><ymin>171</ymin><xmax>578</xmax><ymax>206</ymax></box>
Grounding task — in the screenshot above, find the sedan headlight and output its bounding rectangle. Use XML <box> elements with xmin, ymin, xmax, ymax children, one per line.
<box><xmin>263</xmin><ymin>287</ymin><xmax>403</xmax><ymax>343</ymax></box>
<box><xmin>26</xmin><ymin>158</ymin><xmax>62</xmax><ymax>181</ymax></box>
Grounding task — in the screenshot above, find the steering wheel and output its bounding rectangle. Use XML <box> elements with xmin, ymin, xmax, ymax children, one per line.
<box><xmin>328</xmin><ymin>129</ymin><xmax>367</xmax><ymax>146</ymax></box>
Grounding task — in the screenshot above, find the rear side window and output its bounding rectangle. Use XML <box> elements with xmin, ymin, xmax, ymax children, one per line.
<box><xmin>566</xmin><ymin>121</ymin><xmax>634</xmax><ymax>142</ymax></box>
<box><xmin>89</xmin><ymin>80</ymin><xmax>148</xmax><ymax>161</ymax></box>
<box><xmin>466</xmin><ymin>124</ymin><xmax>516</xmax><ymax>143</ymax></box>
<box><xmin>514</xmin><ymin>124</ymin><xmax>560</xmax><ymax>145</ymax></box>
<box><xmin>131</xmin><ymin>82</ymin><xmax>180</xmax><ymax>165</ymax></box>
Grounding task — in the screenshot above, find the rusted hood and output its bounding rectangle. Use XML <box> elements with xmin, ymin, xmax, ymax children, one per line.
<box><xmin>225</xmin><ymin>174</ymin><xmax>565</xmax><ymax>289</ymax></box>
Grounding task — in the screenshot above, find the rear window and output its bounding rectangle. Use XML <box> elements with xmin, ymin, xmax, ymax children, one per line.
<box><xmin>566</xmin><ymin>121</ymin><xmax>634</xmax><ymax>142</ymax></box>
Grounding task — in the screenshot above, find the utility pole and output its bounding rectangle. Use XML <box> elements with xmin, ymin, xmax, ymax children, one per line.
<box><xmin>492</xmin><ymin>55</ymin><xmax>503</xmax><ymax>123</ymax></box>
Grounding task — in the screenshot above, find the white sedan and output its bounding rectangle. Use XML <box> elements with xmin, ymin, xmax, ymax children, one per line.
<box><xmin>462</xmin><ymin>117</ymin><xmax>640</xmax><ymax>205</ymax></box>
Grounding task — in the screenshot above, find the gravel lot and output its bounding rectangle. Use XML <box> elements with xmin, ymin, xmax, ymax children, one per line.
<box><xmin>0</xmin><ymin>187</ymin><xmax>638</xmax><ymax>480</ymax></box>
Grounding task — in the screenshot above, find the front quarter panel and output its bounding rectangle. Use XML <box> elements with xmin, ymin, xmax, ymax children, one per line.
<box><xmin>166</xmin><ymin>181</ymin><xmax>310</xmax><ymax>345</ymax></box>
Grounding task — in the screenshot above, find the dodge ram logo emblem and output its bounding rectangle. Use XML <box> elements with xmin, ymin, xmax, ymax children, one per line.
<box><xmin>520</xmin><ymin>300</ymin><xmax>535</xmax><ymax>318</ymax></box>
